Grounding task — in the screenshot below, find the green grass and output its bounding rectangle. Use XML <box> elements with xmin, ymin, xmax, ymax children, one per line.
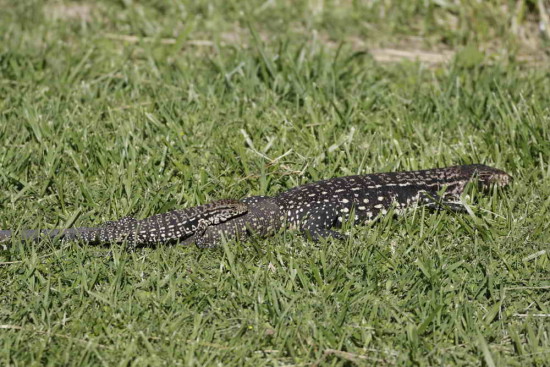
<box><xmin>1</xmin><ymin>0</ymin><xmax>550</xmax><ymax>365</ymax></box>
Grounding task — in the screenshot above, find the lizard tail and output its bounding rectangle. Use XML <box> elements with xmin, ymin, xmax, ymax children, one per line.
<box><xmin>0</xmin><ymin>227</ymin><xmax>105</xmax><ymax>244</ymax></box>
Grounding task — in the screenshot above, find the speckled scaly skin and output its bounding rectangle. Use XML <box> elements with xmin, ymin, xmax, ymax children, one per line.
<box><xmin>181</xmin><ymin>196</ymin><xmax>283</xmax><ymax>248</ymax></box>
<box><xmin>184</xmin><ymin>164</ymin><xmax>511</xmax><ymax>246</ymax></box>
<box><xmin>274</xmin><ymin>164</ymin><xmax>510</xmax><ymax>240</ymax></box>
<box><xmin>0</xmin><ymin>164</ymin><xmax>510</xmax><ymax>248</ymax></box>
<box><xmin>0</xmin><ymin>199</ymin><xmax>247</xmax><ymax>247</ymax></box>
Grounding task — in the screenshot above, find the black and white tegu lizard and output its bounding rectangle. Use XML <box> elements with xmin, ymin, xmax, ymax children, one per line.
<box><xmin>0</xmin><ymin>199</ymin><xmax>247</xmax><ymax>248</ymax></box>
<box><xmin>0</xmin><ymin>164</ymin><xmax>510</xmax><ymax>248</ymax></box>
<box><xmin>186</xmin><ymin>164</ymin><xmax>510</xmax><ymax>247</ymax></box>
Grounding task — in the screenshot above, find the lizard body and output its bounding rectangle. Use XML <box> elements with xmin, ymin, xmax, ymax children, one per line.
<box><xmin>186</xmin><ymin>164</ymin><xmax>510</xmax><ymax>246</ymax></box>
<box><xmin>0</xmin><ymin>199</ymin><xmax>247</xmax><ymax>247</ymax></box>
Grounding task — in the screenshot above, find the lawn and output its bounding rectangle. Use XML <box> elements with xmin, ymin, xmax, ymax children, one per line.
<box><xmin>1</xmin><ymin>0</ymin><xmax>549</xmax><ymax>365</ymax></box>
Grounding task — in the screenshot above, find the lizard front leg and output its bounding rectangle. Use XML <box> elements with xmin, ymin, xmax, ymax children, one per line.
<box><xmin>298</xmin><ymin>203</ymin><xmax>347</xmax><ymax>242</ymax></box>
<box><xmin>420</xmin><ymin>193</ymin><xmax>467</xmax><ymax>213</ymax></box>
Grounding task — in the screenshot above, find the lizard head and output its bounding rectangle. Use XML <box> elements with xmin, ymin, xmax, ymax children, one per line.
<box><xmin>443</xmin><ymin>164</ymin><xmax>511</xmax><ymax>197</ymax></box>
<box><xmin>461</xmin><ymin>164</ymin><xmax>512</xmax><ymax>190</ymax></box>
<box><xmin>203</xmin><ymin>199</ymin><xmax>248</xmax><ymax>225</ymax></box>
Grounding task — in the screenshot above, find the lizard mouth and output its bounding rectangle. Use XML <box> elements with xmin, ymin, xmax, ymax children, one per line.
<box><xmin>478</xmin><ymin>171</ymin><xmax>512</xmax><ymax>189</ymax></box>
<box><xmin>492</xmin><ymin>173</ymin><xmax>512</xmax><ymax>186</ymax></box>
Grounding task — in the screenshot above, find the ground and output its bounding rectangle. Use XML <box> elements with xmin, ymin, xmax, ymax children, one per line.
<box><xmin>1</xmin><ymin>0</ymin><xmax>549</xmax><ymax>366</ymax></box>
